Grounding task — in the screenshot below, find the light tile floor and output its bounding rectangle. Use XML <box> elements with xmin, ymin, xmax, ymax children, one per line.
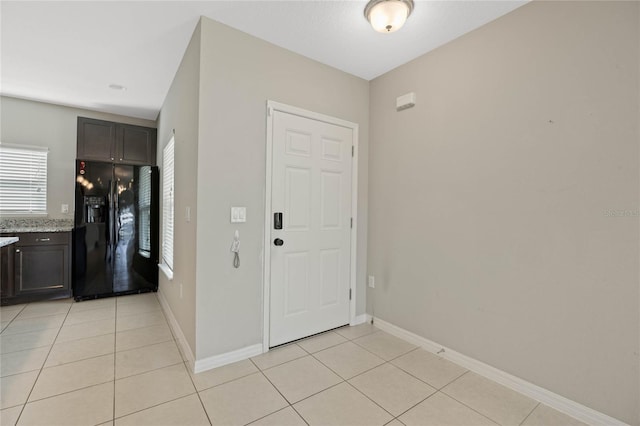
<box><xmin>0</xmin><ymin>293</ymin><xmax>588</xmax><ymax>426</ymax></box>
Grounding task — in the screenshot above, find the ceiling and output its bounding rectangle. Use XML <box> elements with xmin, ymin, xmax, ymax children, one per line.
<box><xmin>1</xmin><ymin>1</ymin><xmax>528</xmax><ymax>121</ymax></box>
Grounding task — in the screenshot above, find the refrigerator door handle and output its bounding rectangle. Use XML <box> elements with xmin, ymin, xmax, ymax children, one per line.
<box><xmin>108</xmin><ymin>177</ymin><xmax>115</xmax><ymax>259</ymax></box>
<box><xmin>114</xmin><ymin>184</ymin><xmax>120</xmax><ymax>246</ymax></box>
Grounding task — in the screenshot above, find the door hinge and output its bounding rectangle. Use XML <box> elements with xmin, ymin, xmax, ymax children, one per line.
<box><xmin>350</xmin><ymin>218</ymin><xmax>353</xmax><ymax>228</ymax></box>
<box><xmin>349</xmin><ymin>289</ymin><xmax>352</xmax><ymax>300</ymax></box>
<box><xmin>352</xmin><ymin>145</ymin><xmax>354</xmax><ymax>157</ymax></box>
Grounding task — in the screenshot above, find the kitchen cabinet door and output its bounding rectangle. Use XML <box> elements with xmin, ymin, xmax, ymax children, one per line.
<box><xmin>77</xmin><ymin>117</ymin><xmax>157</xmax><ymax>165</ymax></box>
<box><xmin>14</xmin><ymin>233</ymin><xmax>71</xmax><ymax>296</ymax></box>
<box><xmin>116</xmin><ymin>124</ymin><xmax>157</xmax><ymax>165</ymax></box>
<box><xmin>0</xmin><ymin>245</ymin><xmax>15</xmax><ymax>298</ymax></box>
<box><xmin>77</xmin><ymin>117</ymin><xmax>116</xmax><ymax>161</ymax></box>
<box><xmin>15</xmin><ymin>244</ymin><xmax>70</xmax><ymax>294</ymax></box>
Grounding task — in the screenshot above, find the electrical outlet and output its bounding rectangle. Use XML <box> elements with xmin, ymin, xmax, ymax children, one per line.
<box><xmin>368</xmin><ymin>275</ymin><xmax>375</xmax><ymax>288</ymax></box>
<box><xmin>179</xmin><ymin>283</ymin><xmax>183</xmax><ymax>299</ymax></box>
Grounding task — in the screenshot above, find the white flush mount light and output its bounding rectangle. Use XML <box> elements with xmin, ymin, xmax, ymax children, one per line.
<box><xmin>365</xmin><ymin>0</ymin><xmax>414</xmax><ymax>33</ymax></box>
<box><xmin>108</xmin><ymin>84</ymin><xmax>127</xmax><ymax>91</ymax></box>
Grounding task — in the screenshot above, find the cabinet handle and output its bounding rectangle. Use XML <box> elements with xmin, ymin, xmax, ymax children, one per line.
<box><xmin>36</xmin><ymin>238</ymin><xmax>50</xmax><ymax>242</ymax></box>
<box><xmin>16</xmin><ymin>249</ymin><xmax>22</xmax><ymax>290</ymax></box>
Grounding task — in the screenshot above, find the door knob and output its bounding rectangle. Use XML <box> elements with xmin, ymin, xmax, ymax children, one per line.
<box><xmin>274</xmin><ymin>238</ymin><xmax>284</xmax><ymax>246</ymax></box>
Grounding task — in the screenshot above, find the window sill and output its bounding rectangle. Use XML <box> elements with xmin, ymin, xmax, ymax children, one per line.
<box><xmin>158</xmin><ymin>263</ymin><xmax>174</xmax><ymax>281</ymax></box>
<box><xmin>0</xmin><ymin>212</ymin><xmax>48</xmax><ymax>217</ymax></box>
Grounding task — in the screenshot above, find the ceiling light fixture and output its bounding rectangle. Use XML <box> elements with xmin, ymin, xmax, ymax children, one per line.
<box><xmin>364</xmin><ymin>0</ymin><xmax>414</xmax><ymax>33</ymax></box>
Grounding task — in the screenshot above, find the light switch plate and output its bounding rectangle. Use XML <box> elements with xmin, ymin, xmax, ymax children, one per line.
<box><xmin>231</xmin><ymin>207</ymin><xmax>246</xmax><ymax>223</ymax></box>
<box><xmin>61</xmin><ymin>204</ymin><xmax>69</xmax><ymax>214</ymax></box>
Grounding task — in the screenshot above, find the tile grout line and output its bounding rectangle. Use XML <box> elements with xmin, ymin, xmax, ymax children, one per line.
<box><xmin>258</xmin><ymin>326</ymin><xmax>398</xmax><ymax>424</ymax></box>
<box><xmin>250</xmin><ymin>345</ymin><xmax>307</xmax><ymax>371</ymax></box>
<box><xmin>308</xmin><ymin>344</ymin><xmax>385</xmax><ymax>383</ymax></box>
<box><xmin>1</xmin><ymin>295</ymin><xmax>164</xmax><ymax>424</ymax></box>
<box><xmin>336</xmin><ymin>334</ymin><xmax>437</xmax><ymax>421</ymax></box>
<box><xmin>389</xmin><ymin>390</ymin><xmax>438</xmax><ymax>423</ymax></box>
<box><xmin>1</xmin><ymin>314</ymin><xmax>63</xmax><ymax>334</ymax></box>
<box><xmin>112</xmin><ymin>391</ymin><xmax>201</xmax><ymax>423</ymax></box>
<box><xmin>351</xmin><ymin>328</ymin><xmax>544</xmax><ymax>425</ymax></box>
<box><xmin>189</xmin><ymin>364</ymin><xmax>259</xmax><ymax>393</ymax></box>
<box><xmin>1</xmin><ymin>315</ymin><xmax>68</xmax><ymax>337</ymax></box>
<box><xmin>11</xmin><ymin>315</ymin><xmax>542</xmax><ymax>426</ymax></box>
<box><xmin>389</xmin><ymin>358</ymin><xmax>469</xmax><ymax>392</ymax></box>
<box><xmin>226</xmin><ymin>326</ymin><xmax>470</xmax><ymax>425</ymax></box>
<box><xmin>55</xmin><ymin>330</ymin><xmax>115</xmax><ymax>346</ymax></box>
<box><xmin>24</xmin><ymin>325</ymin><xmax>173</xmax><ymax>372</ymax></box>
<box><xmin>288</xmin><ymin>403</ymin><xmax>310</xmax><ymax>426</ymax></box>
<box><xmin>2</xmin><ymin>302</ymin><xmax>28</xmax><ymax>318</ymax></box>
<box><xmin>519</xmin><ymin>402</ymin><xmax>541</xmax><ymax>425</ymax></box>
<box><xmin>13</xmin><ymin>300</ymin><xmax>73</xmax><ymax>425</ymax></box>
<box><xmin>260</xmin><ymin>327</ymin><xmax>491</xmax><ymax>425</ymax></box>
<box><xmin>1</xmin><ymin>353</ymin><xmax>112</xmax><ymax>380</ymax></box>
<box><xmin>113</xmin><ymin>297</ymin><xmax>118</xmax><ymax>424</ymax></box>
<box><xmin>115</xmin><ymin>359</ymin><xmax>185</xmax><ymax>381</ymax></box>
<box><xmin>250</xmin><ymin>347</ymin><xmax>363</xmax><ymax>415</ymax></box>
<box><xmin>182</xmin><ymin>363</ymin><xmax>213</xmax><ymax>425</ymax></box>
<box><xmin>108</xmin><ymin>294</ymin><xmax>197</xmax><ymax>423</ymax></box>
<box><xmin>248</xmin><ymin>356</ymin><xmax>311</xmax><ymax>426</ymax></box>
<box><xmin>438</xmin><ymin>378</ymin><xmax>510</xmax><ymax>426</ymax></box>
<box><xmin>244</xmin><ymin>405</ymin><xmax>305</xmax><ymax>426</ymax></box>
<box><xmin>13</xmin><ymin>379</ymin><xmax>116</xmax><ymax>406</ymax></box>
<box><xmin>343</xmin><ymin>375</ymin><xmax>398</xmax><ymax>420</ymax></box>
<box><xmin>0</xmin><ymin>347</ymin><xmax>50</xmax><ymax>379</ymax></box>
<box><xmin>297</xmin><ymin>336</ymin><xmax>349</xmax><ymax>354</ymax></box>
<box><xmin>271</xmin><ymin>329</ymin><xmax>475</xmax><ymax>424</ymax></box>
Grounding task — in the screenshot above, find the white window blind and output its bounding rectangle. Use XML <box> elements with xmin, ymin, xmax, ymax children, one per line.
<box><xmin>0</xmin><ymin>144</ymin><xmax>48</xmax><ymax>215</ymax></box>
<box><xmin>138</xmin><ymin>166</ymin><xmax>152</xmax><ymax>257</ymax></box>
<box><xmin>162</xmin><ymin>137</ymin><xmax>175</xmax><ymax>270</ymax></box>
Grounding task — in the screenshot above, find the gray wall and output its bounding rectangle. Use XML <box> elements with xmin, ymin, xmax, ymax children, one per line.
<box><xmin>367</xmin><ymin>1</ymin><xmax>639</xmax><ymax>424</ymax></box>
<box><xmin>0</xmin><ymin>96</ymin><xmax>155</xmax><ymax>219</ymax></box>
<box><xmin>194</xmin><ymin>17</ymin><xmax>369</xmax><ymax>359</ymax></box>
<box><xmin>156</xmin><ymin>22</ymin><xmax>202</xmax><ymax>356</ymax></box>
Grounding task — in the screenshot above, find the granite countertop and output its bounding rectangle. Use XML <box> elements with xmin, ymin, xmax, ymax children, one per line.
<box><xmin>0</xmin><ymin>237</ymin><xmax>19</xmax><ymax>248</ymax></box>
<box><xmin>0</xmin><ymin>218</ymin><xmax>74</xmax><ymax>233</ymax></box>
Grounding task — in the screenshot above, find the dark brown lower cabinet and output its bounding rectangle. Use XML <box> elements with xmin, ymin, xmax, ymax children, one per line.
<box><xmin>0</xmin><ymin>245</ymin><xmax>15</xmax><ymax>298</ymax></box>
<box><xmin>1</xmin><ymin>232</ymin><xmax>71</xmax><ymax>305</ymax></box>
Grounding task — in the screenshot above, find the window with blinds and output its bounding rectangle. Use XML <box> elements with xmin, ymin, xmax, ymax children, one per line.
<box><xmin>162</xmin><ymin>137</ymin><xmax>175</xmax><ymax>271</ymax></box>
<box><xmin>138</xmin><ymin>166</ymin><xmax>152</xmax><ymax>258</ymax></box>
<box><xmin>0</xmin><ymin>144</ymin><xmax>48</xmax><ymax>215</ymax></box>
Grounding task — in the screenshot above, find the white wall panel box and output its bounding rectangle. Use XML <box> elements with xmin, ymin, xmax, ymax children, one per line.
<box><xmin>396</xmin><ymin>92</ymin><xmax>416</xmax><ymax>111</ymax></box>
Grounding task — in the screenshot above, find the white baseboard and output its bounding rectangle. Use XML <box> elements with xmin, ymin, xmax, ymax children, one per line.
<box><xmin>350</xmin><ymin>313</ymin><xmax>372</xmax><ymax>326</ymax></box>
<box><xmin>194</xmin><ymin>344</ymin><xmax>263</xmax><ymax>374</ymax></box>
<box><xmin>372</xmin><ymin>317</ymin><xmax>627</xmax><ymax>426</ymax></box>
<box><xmin>156</xmin><ymin>289</ymin><xmax>196</xmax><ymax>372</ymax></box>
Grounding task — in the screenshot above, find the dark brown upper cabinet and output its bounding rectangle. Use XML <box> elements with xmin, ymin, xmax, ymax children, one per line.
<box><xmin>77</xmin><ymin>117</ymin><xmax>157</xmax><ymax>165</ymax></box>
<box><xmin>77</xmin><ymin>117</ymin><xmax>115</xmax><ymax>161</ymax></box>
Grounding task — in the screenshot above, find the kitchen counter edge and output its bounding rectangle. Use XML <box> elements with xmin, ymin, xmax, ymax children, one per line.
<box><xmin>0</xmin><ymin>227</ymin><xmax>74</xmax><ymax>234</ymax></box>
<box><xmin>0</xmin><ymin>237</ymin><xmax>19</xmax><ymax>248</ymax></box>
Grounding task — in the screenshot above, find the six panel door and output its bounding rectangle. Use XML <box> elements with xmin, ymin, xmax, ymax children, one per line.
<box><xmin>270</xmin><ymin>110</ymin><xmax>353</xmax><ymax>347</ymax></box>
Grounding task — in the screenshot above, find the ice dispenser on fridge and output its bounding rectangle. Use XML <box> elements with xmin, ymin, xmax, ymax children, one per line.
<box><xmin>84</xmin><ymin>196</ymin><xmax>106</xmax><ymax>223</ymax></box>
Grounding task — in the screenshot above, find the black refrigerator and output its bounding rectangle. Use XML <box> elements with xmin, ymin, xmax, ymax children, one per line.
<box><xmin>73</xmin><ymin>160</ymin><xmax>159</xmax><ymax>301</ymax></box>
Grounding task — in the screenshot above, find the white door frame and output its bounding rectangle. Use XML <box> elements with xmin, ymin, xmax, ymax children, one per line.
<box><xmin>262</xmin><ymin>100</ymin><xmax>359</xmax><ymax>353</ymax></box>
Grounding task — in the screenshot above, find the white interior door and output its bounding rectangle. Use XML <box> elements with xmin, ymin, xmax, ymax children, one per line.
<box><xmin>269</xmin><ymin>110</ymin><xmax>353</xmax><ymax>347</ymax></box>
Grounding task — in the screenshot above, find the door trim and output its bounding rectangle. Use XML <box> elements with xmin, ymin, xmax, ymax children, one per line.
<box><xmin>262</xmin><ymin>100</ymin><xmax>359</xmax><ymax>353</ymax></box>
